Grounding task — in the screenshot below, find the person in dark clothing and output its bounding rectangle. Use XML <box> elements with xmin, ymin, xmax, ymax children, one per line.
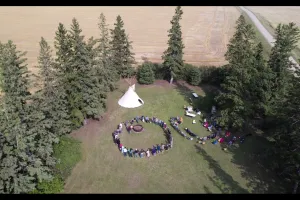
<box><xmin>115</xmin><ymin>138</ymin><xmax>120</xmax><ymax>146</ymax></box>
<box><xmin>184</xmin><ymin>128</ymin><xmax>197</xmax><ymax>137</ymax></box>
<box><xmin>210</xmin><ymin>133</ymin><xmax>217</xmax><ymax>139</ymax></box>
<box><xmin>152</xmin><ymin>146</ymin><xmax>157</xmax><ymax>156</ymax></box>
<box><xmin>128</xmin><ymin>148</ymin><xmax>133</xmax><ymax>157</ymax></box>
<box><xmin>135</xmin><ymin>116</ymin><xmax>139</xmax><ymax>123</ymax></box>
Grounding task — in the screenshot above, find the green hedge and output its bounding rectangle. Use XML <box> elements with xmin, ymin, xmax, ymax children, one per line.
<box><xmin>137</xmin><ymin>61</ymin><xmax>227</xmax><ymax>87</ymax></box>
<box><xmin>53</xmin><ymin>136</ymin><xmax>82</xmax><ymax>180</ymax></box>
<box><xmin>30</xmin><ymin>176</ymin><xmax>64</xmax><ymax>194</ymax></box>
<box><xmin>30</xmin><ymin>136</ymin><xmax>82</xmax><ymax>194</ymax></box>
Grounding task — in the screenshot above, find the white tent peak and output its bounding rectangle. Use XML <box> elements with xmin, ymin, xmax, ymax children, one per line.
<box><xmin>118</xmin><ymin>85</ymin><xmax>144</xmax><ymax>108</ymax></box>
<box><xmin>130</xmin><ymin>84</ymin><xmax>135</xmax><ymax>91</ymax></box>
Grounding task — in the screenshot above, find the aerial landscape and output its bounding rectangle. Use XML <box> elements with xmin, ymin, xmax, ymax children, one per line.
<box><xmin>0</xmin><ymin>6</ymin><xmax>300</xmax><ymax>194</ymax></box>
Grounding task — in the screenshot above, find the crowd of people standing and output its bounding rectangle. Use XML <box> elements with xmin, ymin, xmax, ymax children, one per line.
<box><xmin>112</xmin><ymin>116</ymin><xmax>173</xmax><ymax>158</ymax></box>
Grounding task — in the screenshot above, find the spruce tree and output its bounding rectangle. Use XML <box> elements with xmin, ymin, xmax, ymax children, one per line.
<box><xmin>162</xmin><ymin>6</ymin><xmax>185</xmax><ymax>84</ymax></box>
<box><xmin>110</xmin><ymin>15</ymin><xmax>136</xmax><ymax>78</ymax></box>
<box><xmin>68</xmin><ymin>18</ymin><xmax>106</xmax><ymax>121</ymax></box>
<box><xmin>249</xmin><ymin>43</ymin><xmax>273</xmax><ymax>119</ymax></box>
<box><xmin>137</xmin><ymin>62</ymin><xmax>155</xmax><ymax>85</ymax></box>
<box><xmin>268</xmin><ymin>23</ymin><xmax>300</xmax><ymax>106</ymax></box>
<box><xmin>0</xmin><ymin>41</ymin><xmax>54</xmax><ymax>193</ymax></box>
<box><xmin>215</xmin><ymin>15</ymin><xmax>257</xmax><ymax>131</ymax></box>
<box><xmin>97</xmin><ymin>13</ymin><xmax>118</xmax><ymax>91</ymax></box>
<box><xmin>35</xmin><ymin>37</ymin><xmax>72</xmax><ymax>136</ymax></box>
<box><xmin>188</xmin><ymin>67</ymin><xmax>201</xmax><ymax>86</ymax></box>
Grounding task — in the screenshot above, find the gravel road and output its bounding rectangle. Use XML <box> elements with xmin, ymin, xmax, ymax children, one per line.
<box><xmin>239</xmin><ymin>6</ymin><xmax>299</xmax><ymax>70</ymax></box>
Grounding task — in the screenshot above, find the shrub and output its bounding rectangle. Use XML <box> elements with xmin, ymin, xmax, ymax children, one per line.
<box><xmin>137</xmin><ymin>62</ymin><xmax>155</xmax><ymax>84</ymax></box>
<box><xmin>188</xmin><ymin>67</ymin><xmax>201</xmax><ymax>86</ymax></box>
<box><xmin>53</xmin><ymin>136</ymin><xmax>82</xmax><ymax>180</ymax></box>
<box><xmin>151</xmin><ymin>63</ymin><xmax>169</xmax><ymax>80</ymax></box>
<box><xmin>30</xmin><ymin>176</ymin><xmax>64</xmax><ymax>194</ymax></box>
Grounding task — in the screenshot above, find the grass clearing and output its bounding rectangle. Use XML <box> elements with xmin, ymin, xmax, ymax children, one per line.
<box><xmin>63</xmin><ymin>80</ymin><xmax>284</xmax><ymax>193</ymax></box>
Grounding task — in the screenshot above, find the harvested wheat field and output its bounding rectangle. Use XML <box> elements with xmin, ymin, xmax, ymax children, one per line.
<box><xmin>0</xmin><ymin>6</ymin><xmax>240</xmax><ymax>74</ymax></box>
<box><xmin>247</xmin><ymin>6</ymin><xmax>300</xmax><ymax>48</ymax></box>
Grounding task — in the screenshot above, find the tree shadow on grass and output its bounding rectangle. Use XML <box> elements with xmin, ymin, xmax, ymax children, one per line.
<box><xmin>203</xmin><ymin>185</ymin><xmax>212</xmax><ymax>193</ymax></box>
<box><xmin>174</xmin><ymin>81</ymin><xmax>218</xmax><ymax>115</ymax></box>
<box><xmin>194</xmin><ymin>144</ymin><xmax>249</xmax><ymax>194</ymax></box>
<box><xmin>224</xmin><ymin>134</ymin><xmax>287</xmax><ymax>193</ymax></box>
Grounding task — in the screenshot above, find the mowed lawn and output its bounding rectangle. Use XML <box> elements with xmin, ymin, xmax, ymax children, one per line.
<box><xmin>65</xmin><ymin>80</ymin><xmax>284</xmax><ymax>193</ymax></box>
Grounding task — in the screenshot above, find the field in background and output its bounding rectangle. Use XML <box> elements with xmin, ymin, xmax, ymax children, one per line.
<box><xmin>0</xmin><ymin>6</ymin><xmax>240</xmax><ymax>74</ymax></box>
<box><xmin>246</xmin><ymin>6</ymin><xmax>300</xmax><ymax>61</ymax></box>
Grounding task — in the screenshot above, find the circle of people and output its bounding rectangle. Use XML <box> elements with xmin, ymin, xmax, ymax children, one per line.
<box><xmin>170</xmin><ymin>116</ymin><xmax>252</xmax><ymax>147</ymax></box>
<box><xmin>112</xmin><ymin>116</ymin><xmax>174</xmax><ymax>158</ymax></box>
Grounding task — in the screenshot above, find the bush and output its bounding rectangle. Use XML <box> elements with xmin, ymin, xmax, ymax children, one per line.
<box><xmin>188</xmin><ymin>67</ymin><xmax>201</xmax><ymax>86</ymax></box>
<box><xmin>30</xmin><ymin>176</ymin><xmax>64</xmax><ymax>194</ymax></box>
<box><xmin>137</xmin><ymin>62</ymin><xmax>155</xmax><ymax>84</ymax></box>
<box><xmin>53</xmin><ymin>136</ymin><xmax>82</xmax><ymax>180</ymax></box>
<box><xmin>152</xmin><ymin>63</ymin><xmax>169</xmax><ymax>80</ymax></box>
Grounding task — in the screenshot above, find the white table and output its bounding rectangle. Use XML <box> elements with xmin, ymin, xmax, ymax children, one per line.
<box><xmin>185</xmin><ymin>111</ymin><xmax>196</xmax><ymax>118</ymax></box>
<box><xmin>192</xmin><ymin>93</ymin><xmax>198</xmax><ymax>98</ymax></box>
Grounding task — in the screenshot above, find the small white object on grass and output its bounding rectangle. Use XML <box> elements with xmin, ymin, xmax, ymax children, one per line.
<box><xmin>192</xmin><ymin>120</ymin><xmax>196</xmax><ymax>124</ymax></box>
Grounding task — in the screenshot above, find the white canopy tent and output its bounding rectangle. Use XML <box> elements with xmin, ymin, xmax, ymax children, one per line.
<box><xmin>118</xmin><ymin>84</ymin><xmax>144</xmax><ymax>108</ymax></box>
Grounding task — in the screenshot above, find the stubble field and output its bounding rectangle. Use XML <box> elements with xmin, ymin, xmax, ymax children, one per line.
<box><xmin>0</xmin><ymin>6</ymin><xmax>240</xmax><ymax>74</ymax></box>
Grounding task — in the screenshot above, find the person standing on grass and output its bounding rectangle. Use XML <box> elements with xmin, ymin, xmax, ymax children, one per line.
<box><xmin>134</xmin><ymin>149</ymin><xmax>139</xmax><ymax>158</ymax></box>
<box><xmin>152</xmin><ymin>146</ymin><xmax>157</xmax><ymax>156</ymax></box>
<box><xmin>116</xmin><ymin>138</ymin><xmax>120</xmax><ymax>147</ymax></box>
<box><xmin>135</xmin><ymin>116</ymin><xmax>139</xmax><ymax>123</ymax></box>
<box><xmin>146</xmin><ymin>149</ymin><xmax>150</xmax><ymax>158</ymax></box>
<box><xmin>161</xmin><ymin>143</ymin><xmax>165</xmax><ymax>153</ymax></box>
<box><xmin>156</xmin><ymin>144</ymin><xmax>161</xmax><ymax>154</ymax></box>
<box><xmin>119</xmin><ymin>123</ymin><xmax>123</xmax><ymax>130</ymax></box>
<box><xmin>128</xmin><ymin>125</ymin><xmax>132</xmax><ymax>134</ymax></box>
<box><xmin>140</xmin><ymin>149</ymin><xmax>145</xmax><ymax>158</ymax></box>
<box><xmin>123</xmin><ymin>147</ymin><xmax>128</xmax><ymax>157</ymax></box>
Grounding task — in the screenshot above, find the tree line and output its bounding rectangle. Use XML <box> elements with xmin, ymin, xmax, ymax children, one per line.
<box><xmin>0</xmin><ymin>6</ymin><xmax>300</xmax><ymax>193</ymax></box>
<box><xmin>137</xmin><ymin>8</ymin><xmax>300</xmax><ymax>193</ymax></box>
<box><xmin>0</xmin><ymin>12</ymin><xmax>137</xmax><ymax>193</ymax></box>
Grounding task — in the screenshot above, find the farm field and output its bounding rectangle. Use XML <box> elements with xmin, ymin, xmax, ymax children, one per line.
<box><xmin>0</xmin><ymin>6</ymin><xmax>240</xmax><ymax>74</ymax></box>
<box><xmin>246</xmin><ymin>6</ymin><xmax>300</xmax><ymax>61</ymax></box>
<box><xmin>64</xmin><ymin>79</ymin><xmax>284</xmax><ymax>193</ymax></box>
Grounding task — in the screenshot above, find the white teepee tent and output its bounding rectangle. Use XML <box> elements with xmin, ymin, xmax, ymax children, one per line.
<box><xmin>118</xmin><ymin>85</ymin><xmax>144</xmax><ymax>108</ymax></box>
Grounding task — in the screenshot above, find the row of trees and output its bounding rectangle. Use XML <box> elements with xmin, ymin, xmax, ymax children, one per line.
<box><xmin>138</xmin><ymin>8</ymin><xmax>300</xmax><ymax>192</ymax></box>
<box><xmin>216</xmin><ymin>17</ymin><xmax>300</xmax><ymax>192</ymax></box>
<box><xmin>0</xmin><ymin>11</ymin><xmax>137</xmax><ymax>193</ymax></box>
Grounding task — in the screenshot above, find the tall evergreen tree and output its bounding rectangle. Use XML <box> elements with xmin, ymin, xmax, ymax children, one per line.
<box><xmin>110</xmin><ymin>15</ymin><xmax>136</xmax><ymax>78</ymax></box>
<box><xmin>97</xmin><ymin>13</ymin><xmax>118</xmax><ymax>91</ymax></box>
<box><xmin>215</xmin><ymin>15</ymin><xmax>257</xmax><ymax>131</ymax></box>
<box><xmin>162</xmin><ymin>6</ymin><xmax>185</xmax><ymax>84</ymax></box>
<box><xmin>0</xmin><ymin>41</ymin><xmax>54</xmax><ymax>193</ymax></box>
<box><xmin>35</xmin><ymin>37</ymin><xmax>72</xmax><ymax>136</ymax></box>
<box><xmin>68</xmin><ymin>18</ymin><xmax>106</xmax><ymax>122</ymax></box>
<box><xmin>248</xmin><ymin>43</ymin><xmax>273</xmax><ymax>120</ymax></box>
<box><xmin>268</xmin><ymin>23</ymin><xmax>300</xmax><ymax>109</ymax></box>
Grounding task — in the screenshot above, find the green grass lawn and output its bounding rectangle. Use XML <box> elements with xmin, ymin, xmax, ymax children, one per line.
<box><xmin>64</xmin><ymin>80</ymin><xmax>285</xmax><ymax>193</ymax></box>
